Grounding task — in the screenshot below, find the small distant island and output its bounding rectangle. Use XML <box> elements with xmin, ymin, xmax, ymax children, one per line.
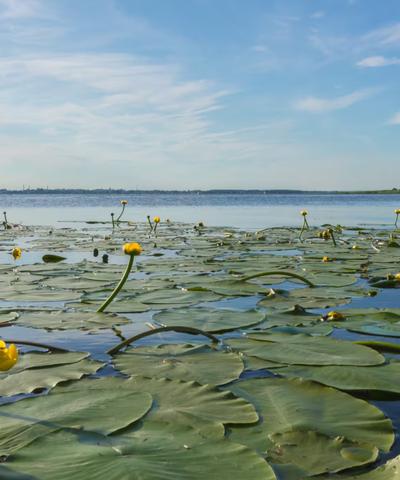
<box><xmin>0</xmin><ymin>188</ymin><xmax>399</xmax><ymax>195</ymax></box>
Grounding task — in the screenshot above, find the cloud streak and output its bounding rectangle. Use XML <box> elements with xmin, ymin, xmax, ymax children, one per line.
<box><xmin>294</xmin><ymin>89</ymin><xmax>375</xmax><ymax>113</ymax></box>
<box><xmin>357</xmin><ymin>56</ymin><xmax>400</xmax><ymax>67</ymax></box>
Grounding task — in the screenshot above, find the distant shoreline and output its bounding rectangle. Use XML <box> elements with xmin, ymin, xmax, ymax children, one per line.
<box><xmin>0</xmin><ymin>188</ymin><xmax>399</xmax><ymax>195</ymax></box>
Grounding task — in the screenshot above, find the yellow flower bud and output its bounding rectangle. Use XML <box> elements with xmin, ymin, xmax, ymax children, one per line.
<box><xmin>300</xmin><ymin>210</ymin><xmax>308</xmax><ymax>216</ymax></box>
<box><xmin>0</xmin><ymin>340</ymin><xmax>18</xmax><ymax>371</ymax></box>
<box><xmin>326</xmin><ymin>311</ymin><xmax>345</xmax><ymax>321</ymax></box>
<box><xmin>123</xmin><ymin>242</ymin><xmax>142</xmax><ymax>256</ymax></box>
<box><xmin>395</xmin><ymin>209</ymin><xmax>400</xmax><ymax>215</ymax></box>
<box><xmin>394</xmin><ymin>273</ymin><xmax>400</xmax><ymax>281</ymax></box>
<box><xmin>153</xmin><ymin>216</ymin><xmax>160</xmax><ymax>224</ymax></box>
<box><xmin>121</xmin><ymin>200</ymin><xmax>128</xmax><ymax>206</ymax></box>
<box><xmin>322</xmin><ymin>256</ymin><xmax>330</xmax><ymax>262</ymax></box>
<box><xmin>12</xmin><ymin>247</ymin><xmax>22</xmax><ymax>260</ymax></box>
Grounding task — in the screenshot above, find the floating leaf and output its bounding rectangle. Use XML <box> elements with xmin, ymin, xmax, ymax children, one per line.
<box><xmin>154</xmin><ymin>307</ymin><xmax>264</xmax><ymax>333</ymax></box>
<box><xmin>227</xmin><ymin>333</ymin><xmax>384</xmax><ymax>366</ymax></box>
<box><xmin>277</xmin><ymin>360</ymin><xmax>400</xmax><ymax>394</ymax></box>
<box><xmin>114</xmin><ymin>344</ymin><xmax>244</xmax><ymax>385</ymax></box>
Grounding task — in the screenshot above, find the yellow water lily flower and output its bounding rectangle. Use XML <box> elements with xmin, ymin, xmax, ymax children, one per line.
<box><xmin>0</xmin><ymin>340</ymin><xmax>18</xmax><ymax>371</ymax></box>
<box><xmin>395</xmin><ymin>209</ymin><xmax>400</xmax><ymax>215</ymax></box>
<box><xmin>322</xmin><ymin>256</ymin><xmax>331</xmax><ymax>262</ymax></box>
<box><xmin>153</xmin><ymin>216</ymin><xmax>160</xmax><ymax>224</ymax></box>
<box><xmin>12</xmin><ymin>247</ymin><xmax>22</xmax><ymax>260</ymax></box>
<box><xmin>326</xmin><ymin>311</ymin><xmax>345</xmax><ymax>321</ymax></box>
<box><xmin>394</xmin><ymin>273</ymin><xmax>400</xmax><ymax>281</ymax></box>
<box><xmin>300</xmin><ymin>210</ymin><xmax>308</xmax><ymax>216</ymax></box>
<box><xmin>121</xmin><ymin>200</ymin><xmax>128</xmax><ymax>206</ymax></box>
<box><xmin>123</xmin><ymin>242</ymin><xmax>142</xmax><ymax>256</ymax></box>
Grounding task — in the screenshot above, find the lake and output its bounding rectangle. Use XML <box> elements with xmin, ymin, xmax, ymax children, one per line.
<box><xmin>1</xmin><ymin>192</ymin><xmax>400</xmax><ymax>229</ymax></box>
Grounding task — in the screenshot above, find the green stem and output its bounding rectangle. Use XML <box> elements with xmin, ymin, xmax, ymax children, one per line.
<box><xmin>396</xmin><ymin>213</ymin><xmax>399</xmax><ymax>228</ymax></box>
<box><xmin>97</xmin><ymin>254</ymin><xmax>135</xmax><ymax>312</ymax></box>
<box><xmin>107</xmin><ymin>326</ymin><xmax>219</xmax><ymax>355</ymax></box>
<box><xmin>299</xmin><ymin>219</ymin><xmax>307</xmax><ymax>242</ymax></box>
<box><xmin>116</xmin><ymin>204</ymin><xmax>126</xmax><ymax>222</ymax></box>
<box><xmin>111</xmin><ymin>213</ymin><xmax>115</xmax><ymax>230</ymax></box>
<box><xmin>304</xmin><ymin>217</ymin><xmax>309</xmax><ymax>229</ymax></box>
<box><xmin>328</xmin><ymin>229</ymin><xmax>337</xmax><ymax>247</ymax></box>
<box><xmin>153</xmin><ymin>223</ymin><xmax>158</xmax><ymax>236</ymax></box>
<box><xmin>147</xmin><ymin>215</ymin><xmax>153</xmax><ymax>232</ymax></box>
<box><xmin>3</xmin><ymin>211</ymin><xmax>8</xmax><ymax>230</ymax></box>
<box><xmin>240</xmin><ymin>271</ymin><xmax>315</xmax><ymax>287</ymax></box>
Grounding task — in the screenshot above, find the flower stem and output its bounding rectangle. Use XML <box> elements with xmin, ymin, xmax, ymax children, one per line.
<box><xmin>111</xmin><ymin>213</ymin><xmax>115</xmax><ymax>230</ymax></box>
<box><xmin>147</xmin><ymin>215</ymin><xmax>153</xmax><ymax>232</ymax></box>
<box><xmin>97</xmin><ymin>254</ymin><xmax>135</xmax><ymax>312</ymax></box>
<box><xmin>116</xmin><ymin>204</ymin><xmax>126</xmax><ymax>222</ymax></box>
<box><xmin>396</xmin><ymin>213</ymin><xmax>399</xmax><ymax>228</ymax></box>
<box><xmin>3</xmin><ymin>211</ymin><xmax>8</xmax><ymax>230</ymax></box>
<box><xmin>328</xmin><ymin>228</ymin><xmax>337</xmax><ymax>246</ymax></box>
<box><xmin>107</xmin><ymin>326</ymin><xmax>219</xmax><ymax>355</ymax></box>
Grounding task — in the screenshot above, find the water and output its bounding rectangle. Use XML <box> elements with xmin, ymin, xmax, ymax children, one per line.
<box><xmin>1</xmin><ymin>192</ymin><xmax>400</xmax><ymax>229</ymax></box>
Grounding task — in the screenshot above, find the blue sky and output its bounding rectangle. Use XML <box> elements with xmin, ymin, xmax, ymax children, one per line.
<box><xmin>0</xmin><ymin>0</ymin><xmax>399</xmax><ymax>190</ymax></box>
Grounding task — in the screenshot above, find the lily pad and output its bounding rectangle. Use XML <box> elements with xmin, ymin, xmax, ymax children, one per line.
<box><xmin>267</xmin><ymin>430</ymin><xmax>378</xmax><ymax>475</ymax></box>
<box><xmin>0</xmin><ymin>378</ymin><xmax>153</xmax><ymax>455</ymax></box>
<box><xmin>0</xmin><ymin>359</ymin><xmax>104</xmax><ymax>397</ymax></box>
<box><xmin>277</xmin><ymin>360</ymin><xmax>400</xmax><ymax>394</ymax></box>
<box><xmin>153</xmin><ymin>307</ymin><xmax>265</xmax><ymax>333</ymax></box>
<box><xmin>228</xmin><ymin>377</ymin><xmax>394</xmax><ymax>474</ymax></box>
<box><xmin>16</xmin><ymin>311</ymin><xmax>130</xmax><ymax>331</ymax></box>
<box><xmin>113</xmin><ymin>344</ymin><xmax>244</xmax><ymax>385</ymax></box>
<box><xmin>2</xmin><ymin>428</ymin><xmax>276</xmax><ymax>480</ymax></box>
<box><xmin>227</xmin><ymin>333</ymin><xmax>384</xmax><ymax>366</ymax></box>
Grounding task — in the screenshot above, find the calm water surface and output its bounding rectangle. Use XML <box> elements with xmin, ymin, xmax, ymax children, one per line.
<box><xmin>1</xmin><ymin>192</ymin><xmax>400</xmax><ymax>229</ymax></box>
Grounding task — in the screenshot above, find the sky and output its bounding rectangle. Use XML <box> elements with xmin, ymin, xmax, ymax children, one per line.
<box><xmin>0</xmin><ymin>0</ymin><xmax>399</xmax><ymax>190</ymax></box>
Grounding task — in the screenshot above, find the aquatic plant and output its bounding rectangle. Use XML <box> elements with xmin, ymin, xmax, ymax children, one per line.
<box><xmin>0</xmin><ymin>340</ymin><xmax>18</xmax><ymax>371</ymax></box>
<box><xmin>153</xmin><ymin>216</ymin><xmax>160</xmax><ymax>235</ymax></box>
<box><xmin>116</xmin><ymin>200</ymin><xmax>128</xmax><ymax>222</ymax></box>
<box><xmin>146</xmin><ymin>214</ymin><xmax>153</xmax><ymax>232</ymax></box>
<box><xmin>395</xmin><ymin>208</ymin><xmax>400</xmax><ymax>228</ymax></box>
<box><xmin>97</xmin><ymin>242</ymin><xmax>142</xmax><ymax>313</ymax></box>
<box><xmin>11</xmin><ymin>247</ymin><xmax>22</xmax><ymax>260</ymax></box>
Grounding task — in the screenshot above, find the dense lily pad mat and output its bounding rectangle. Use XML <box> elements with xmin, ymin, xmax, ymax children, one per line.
<box><xmin>2</xmin><ymin>220</ymin><xmax>400</xmax><ymax>477</ymax></box>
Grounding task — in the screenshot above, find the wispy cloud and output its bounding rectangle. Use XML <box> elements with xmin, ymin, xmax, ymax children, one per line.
<box><xmin>362</xmin><ymin>23</ymin><xmax>400</xmax><ymax>47</ymax></box>
<box><xmin>357</xmin><ymin>56</ymin><xmax>400</xmax><ymax>67</ymax></box>
<box><xmin>388</xmin><ymin>112</ymin><xmax>400</xmax><ymax>125</ymax></box>
<box><xmin>310</xmin><ymin>11</ymin><xmax>325</xmax><ymax>20</ymax></box>
<box><xmin>0</xmin><ymin>0</ymin><xmax>42</xmax><ymax>19</ymax></box>
<box><xmin>294</xmin><ymin>89</ymin><xmax>375</xmax><ymax>113</ymax></box>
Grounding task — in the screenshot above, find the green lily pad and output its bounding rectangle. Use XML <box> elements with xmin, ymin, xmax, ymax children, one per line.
<box><xmin>113</xmin><ymin>344</ymin><xmax>244</xmax><ymax>385</ymax></box>
<box><xmin>16</xmin><ymin>311</ymin><xmax>130</xmax><ymax>331</ymax></box>
<box><xmin>134</xmin><ymin>288</ymin><xmax>222</xmax><ymax>308</ymax></box>
<box><xmin>317</xmin><ymin>453</ymin><xmax>400</xmax><ymax>479</ymax></box>
<box><xmin>227</xmin><ymin>333</ymin><xmax>384</xmax><ymax>366</ymax></box>
<box><xmin>153</xmin><ymin>307</ymin><xmax>264</xmax><ymax>333</ymax></box>
<box><xmin>267</xmin><ymin>430</ymin><xmax>378</xmax><ymax>475</ymax></box>
<box><xmin>277</xmin><ymin>360</ymin><xmax>400</xmax><ymax>394</ymax></box>
<box><xmin>0</xmin><ymin>359</ymin><xmax>104</xmax><ymax>397</ymax></box>
<box><xmin>228</xmin><ymin>377</ymin><xmax>394</xmax><ymax>473</ymax></box>
<box><xmin>2</xmin><ymin>428</ymin><xmax>276</xmax><ymax>480</ymax></box>
<box><xmin>0</xmin><ymin>379</ymin><xmax>153</xmax><ymax>455</ymax></box>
